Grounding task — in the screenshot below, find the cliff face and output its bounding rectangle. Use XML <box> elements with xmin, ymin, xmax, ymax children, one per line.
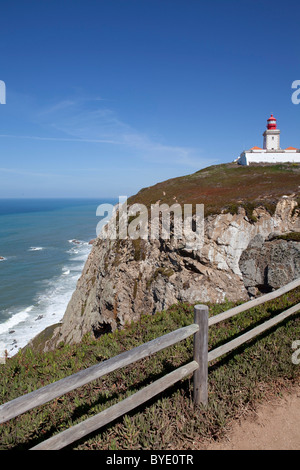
<box><xmin>239</xmin><ymin>233</ymin><xmax>300</xmax><ymax>295</ymax></box>
<box><xmin>44</xmin><ymin>195</ymin><xmax>299</xmax><ymax>351</ymax></box>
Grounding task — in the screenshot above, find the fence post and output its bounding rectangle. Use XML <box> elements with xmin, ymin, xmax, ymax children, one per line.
<box><xmin>193</xmin><ymin>304</ymin><xmax>208</xmax><ymax>406</ymax></box>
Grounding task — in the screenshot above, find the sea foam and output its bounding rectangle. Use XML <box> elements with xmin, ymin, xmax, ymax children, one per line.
<box><xmin>0</xmin><ymin>240</ymin><xmax>92</xmax><ymax>356</ymax></box>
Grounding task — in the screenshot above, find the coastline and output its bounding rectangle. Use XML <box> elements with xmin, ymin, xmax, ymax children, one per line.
<box><xmin>0</xmin><ymin>239</ymin><xmax>92</xmax><ymax>357</ymax></box>
<box><xmin>0</xmin><ymin>198</ymin><xmax>114</xmax><ymax>359</ymax></box>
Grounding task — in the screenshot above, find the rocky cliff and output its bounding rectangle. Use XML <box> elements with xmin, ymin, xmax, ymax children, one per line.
<box><xmin>239</xmin><ymin>232</ymin><xmax>300</xmax><ymax>295</ymax></box>
<box><xmin>42</xmin><ymin>180</ymin><xmax>299</xmax><ymax>351</ymax></box>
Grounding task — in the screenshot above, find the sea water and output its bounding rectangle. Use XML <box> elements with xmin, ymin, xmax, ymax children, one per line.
<box><xmin>0</xmin><ymin>198</ymin><xmax>116</xmax><ymax>357</ymax></box>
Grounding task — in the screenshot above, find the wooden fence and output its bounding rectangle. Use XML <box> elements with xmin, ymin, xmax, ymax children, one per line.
<box><xmin>0</xmin><ymin>277</ymin><xmax>299</xmax><ymax>450</ymax></box>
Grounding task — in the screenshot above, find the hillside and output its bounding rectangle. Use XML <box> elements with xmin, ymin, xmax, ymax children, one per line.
<box><xmin>128</xmin><ymin>162</ymin><xmax>300</xmax><ymax>217</ymax></box>
<box><xmin>36</xmin><ymin>162</ymin><xmax>300</xmax><ymax>351</ymax></box>
<box><xmin>19</xmin><ymin>162</ymin><xmax>299</xmax><ymax>354</ymax></box>
<box><xmin>1</xmin><ymin>289</ymin><xmax>300</xmax><ymax>449</ymax></box>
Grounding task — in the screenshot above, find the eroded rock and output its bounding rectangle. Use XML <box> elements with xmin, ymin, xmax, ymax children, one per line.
<box><xmin>43</xmin><ymin>196</ymin><xmax>299</xmax><ymax>350</ymax></box>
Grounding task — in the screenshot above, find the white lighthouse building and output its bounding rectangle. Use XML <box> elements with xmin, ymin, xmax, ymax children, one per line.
<box><xmin>237</xmin><ymin>114</ymin><xmax>300</xmax><ymax>165</ymax></box>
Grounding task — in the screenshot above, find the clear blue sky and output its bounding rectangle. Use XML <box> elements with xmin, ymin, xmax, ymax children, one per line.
<box><xmin>0</xmin><ymin>0</ymin><xmax>299</xmax><ymax>198</ymax></box>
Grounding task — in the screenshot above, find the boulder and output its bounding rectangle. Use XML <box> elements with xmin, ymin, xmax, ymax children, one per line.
<box><xmin>239</xmin><ymin>235</ymin><xmax>300</xmax><ymax>293</ymax></box>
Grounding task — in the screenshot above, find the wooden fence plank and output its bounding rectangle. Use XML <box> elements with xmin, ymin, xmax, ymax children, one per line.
<box><xmin>209</xmin><ymin>278</ymin><xmax>300</xmax><ymax>327</ymax></box>
<box><xmin>193</xmin><ymin>305</ymin><xmax>208</xmax><ymax>406</ymax></box>
<box><xmin>208</xmin><ymin>302</ymin><xmax>300</xmax><ymax>362</ymax></box>
<box><xmin>0</xmin><ymin>323</ymin><xmax>198</xmax><ymax>424</ymax></box>
<box><xmin>30</xmin><ymin>361</ymin><xmax>199</xmax><ymax>450</ymax></box>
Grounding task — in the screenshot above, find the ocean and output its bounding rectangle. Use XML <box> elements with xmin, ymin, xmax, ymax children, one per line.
<box><xmin>0</xmin><ymin>198</ymin><xmax>116</xmax><ymax>357</ymax></box>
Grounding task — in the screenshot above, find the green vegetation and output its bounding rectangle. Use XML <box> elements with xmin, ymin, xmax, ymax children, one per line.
<box><xmin>273</xmin><ymin>232</ymin><xmax>300</xmax><ymax>242</ymax></box>
<box><xmin>0</xmin><ymin>288</ymin><xmax>299</xmax><ymax>450</ymax></box>
<box><xmin>132</xmin><ymin>238</ymin><xmax>147</xmax><ymax>261</ymax></box>
<box><xmin>224</xmin><ymin>201</ymin><xmax>259</xmax><ymax>223</ymax></box>
<box><xmin>128</xmin><ymin>162</ymin><xmax>300</xmax><ymax>218</ymax></box>
<box><xmin>146</xmin><ymin>267</ymin><xmax>175</xmax><ymax>289</ymax></box>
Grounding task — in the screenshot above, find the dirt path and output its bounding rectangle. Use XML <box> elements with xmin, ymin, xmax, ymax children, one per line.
<box><xmin>205</xmin><ymin>384</ymin><xmax>300</xmax><ymax>450</ymax></box>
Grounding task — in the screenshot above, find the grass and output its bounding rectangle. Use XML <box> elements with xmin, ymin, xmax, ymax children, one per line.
<box><xmin>127</xmin><ymin>162</ymin><xmax>300</xmax><ymax>218</ymax></box>
<box><xmin>273</xmin><ymin>232</ymin><xmax>300</xmax><ymax>242</ymax></box>
<box><xmin>0</xmin><ymin>288</ymin><xmax>299</xmax><ymax>450</ymax></box>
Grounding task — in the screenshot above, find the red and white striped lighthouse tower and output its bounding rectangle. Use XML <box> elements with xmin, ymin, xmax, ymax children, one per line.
<box><xmin>263</xmin><ymin>114</ymin><xmax>280</xmax><ymax>150</ymax></box>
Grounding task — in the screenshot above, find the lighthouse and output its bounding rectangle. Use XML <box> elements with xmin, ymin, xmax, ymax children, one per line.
<box><xmin>237</xmin><ymin>114</ymin><xmax>300</xmax><ymax>165</ymax></box>
<box><xmin>263</xmin><ymin>114</ymin><xmax>280</xmax><ymax>150</ymax></box>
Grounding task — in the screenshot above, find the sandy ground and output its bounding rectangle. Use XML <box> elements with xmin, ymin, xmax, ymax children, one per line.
<box><xmin>205</xmin><ymin>384</ymin><xmax>300</xmax><ymax>450</ymax></box>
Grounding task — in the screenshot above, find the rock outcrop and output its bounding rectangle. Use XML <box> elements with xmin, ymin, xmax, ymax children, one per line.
<box><xmin>239</xmin><ymin>233</ymin><xmax>300</xmax><ymax>296</ymax></box>
<box><xmin>43</xmin><ymin>195</ymin><xmax>299</xmax><ymax>351</ymax></box>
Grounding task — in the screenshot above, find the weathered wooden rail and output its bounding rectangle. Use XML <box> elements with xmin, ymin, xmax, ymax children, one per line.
<box><xmin>0</xmin><ymin>278</ymin><xmax>299</xmax><ymax>450</ymax></box>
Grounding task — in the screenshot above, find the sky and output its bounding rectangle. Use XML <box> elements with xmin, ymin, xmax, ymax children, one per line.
<box><xmin>0</xmin><ymin>0</ymin><xmax>299</xmax><ymax>198</ymax></box>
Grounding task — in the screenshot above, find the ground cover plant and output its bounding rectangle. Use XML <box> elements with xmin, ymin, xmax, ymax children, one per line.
<box><xmin>128</xmin><ymin>162</ymin><xmax>300</xmax><ymax>218</ymax></box>
<box><xmin>0</xmin><ymin>286</ymin><xmax>299</xmax><ymax>450</ymax></box>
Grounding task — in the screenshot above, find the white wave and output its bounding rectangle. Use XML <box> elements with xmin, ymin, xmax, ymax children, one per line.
<box><xmin>68</xmin><ymin>239</ymin><xmax>82</xmax><ymax>245</ymax></box>
<box><xmin>66</xmin><ymin>247</ymin><xmax>79</xmax><ymax>254</ymax></box>
<box><xmin>68</xmin><ymin>239</ymin><xmax>90</xmax><ymax>247</ymax></box>
<box><xmin>28</xmin><ymin>247</ymin><xmax>44</xmax><ymax>251</ymax></box>
<box><xmin>0</xmin><ymin>306</ymin><xmax>33</xmax><ymax>335</ymax></box>
<box><xmin>0</xmin><ymin>238</ymin><xmax>93</xmax><ymax>356</ymax></box>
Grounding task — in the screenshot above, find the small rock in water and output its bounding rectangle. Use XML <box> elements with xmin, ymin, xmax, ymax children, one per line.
<box><xmin>35</xmin><ymin>315</ymin><xmax>44</xmax><ymax>321</ymax></box>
